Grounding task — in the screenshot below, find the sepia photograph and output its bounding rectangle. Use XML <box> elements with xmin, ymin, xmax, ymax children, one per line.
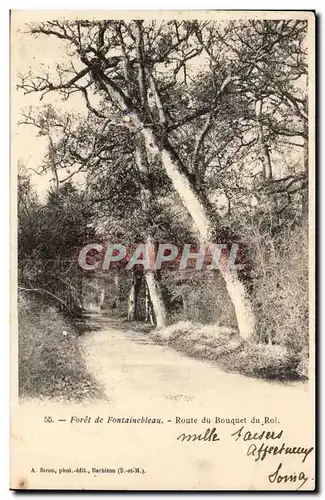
<box><xmin>10</xmin><ymin>10</ymin><xmax>315</xmax><ymax>490</ymax></box>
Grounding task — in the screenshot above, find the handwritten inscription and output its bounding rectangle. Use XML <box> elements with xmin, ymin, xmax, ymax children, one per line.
<box><xmin>230</xmin><ymin>426</ymin><xmax>314</xmax><ymax>463</ymax></box>
<box><xmin>43</xmin><ymin>415</ymin><xmax>314</xmax><ymax>490</ymax></box>
<box><xmin>176</xmin><ymin>424</ymin><xmax>314</xmax><ymax>490</ymax></box>
<box><xmin>177</xmin><ymin>427</ymin><xmax>220</xmax><ymax>442</ymax></box>
<box><xmin>247</xmin><ymin>442</ymin><xmax>314</xmax><ymax>463</ymax></box>
<box><xmin>231</xmin><ymin>425</ymin><xmax>283</xmax><ymax>442</ymax></box>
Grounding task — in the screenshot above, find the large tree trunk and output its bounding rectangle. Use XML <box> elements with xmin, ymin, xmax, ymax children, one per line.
<box><xmin>138</xmin><ymin>124</ymin><xmax>256</xmax><ymax>338</ymax></box>
<box><xmin>219</xmin><ymin>267</ymin><xmax>255</xmax><ymax>340</ymax></box>
<box><xmin>93</xmin><ymin>72</ymin><xmax>255</xmax><ymax>338</ymax></box>
<box><xmin>141</xmin><ymin>127</ymin><xmax>212</xmax><ymax>242</ymax></box>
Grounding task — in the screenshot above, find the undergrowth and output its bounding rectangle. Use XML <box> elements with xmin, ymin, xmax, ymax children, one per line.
<box><xmin>18</xmin><ymin>292</ymin><xmax>105</xmax><ymax>401</ymax></box>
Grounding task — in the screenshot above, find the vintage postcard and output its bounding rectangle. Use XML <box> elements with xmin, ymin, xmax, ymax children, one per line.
<box><xmin>10</xmin><ymin>10</ymin><xmax>316</xmax><ymax>491</ymax></box>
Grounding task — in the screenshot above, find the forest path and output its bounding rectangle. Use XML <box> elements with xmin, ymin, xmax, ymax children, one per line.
<box><xmin>79</xmin><ymin>314</ymin><xmax>310</xmax><ymax>413</ymax></box>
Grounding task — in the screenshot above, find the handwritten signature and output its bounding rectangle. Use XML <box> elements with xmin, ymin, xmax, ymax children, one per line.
<box><xmin>268</xmin><ymin>462</ymin><xmax>309</xmax><ymax>490</ymax></box>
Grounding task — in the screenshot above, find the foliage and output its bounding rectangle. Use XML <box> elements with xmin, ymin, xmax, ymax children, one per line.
<box><xmin>155</xmin><ymin>321</ymin><xmax>304</xmax><ymax>381</ymax></box>
<box><xmin>218</xmin><ymin>343</ymin><xmax>302</xmax><ymax>380</ymax></box>
<box><xmin>251</xmin><ymin>222</ymin><xmax>309</xmax><ymax>352</ymax></box>
<box><xmin>161</xmin><ymin>270</ymin><xmax>237</xmax><ymax>326</ymax></box>
<box><xmin>18</xmin><ymin>172</ymin><xmax>95</xmax><ymax>314</ymax></box>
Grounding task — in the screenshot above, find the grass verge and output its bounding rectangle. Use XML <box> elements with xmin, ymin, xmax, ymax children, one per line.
<box><xmin>153</xmin><ymin>321</ymin><xmax>307</xmax><ymax>381</ymax></box>
<box><xmin>18</xmin><ymin>292</ymin><xmax>105</xmax><ymax>401</ymax></box>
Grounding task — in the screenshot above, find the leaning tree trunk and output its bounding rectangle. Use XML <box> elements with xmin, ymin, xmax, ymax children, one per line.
<box><xmin>219</xmin><ymin>262</ymin><xmax>255</xmax><ymax>340</ymax></box>
<box><xmin>138</xmin><ymin>124</ymin><xmax>256</xmax><ymax>339</ymax></box>
<box><xmin>93</xmin><ymin>71</ymin><xmax>255</xmax><ymax>338</ymax></box>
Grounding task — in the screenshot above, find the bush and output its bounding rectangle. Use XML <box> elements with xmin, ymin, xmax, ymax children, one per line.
<box><xmin>161</xmin><ymin>270</ymin><xmax>237</xmax><ymax>327</ymax></box>
<box><xmin>156</xmin><ymin>321</ymin><xmax>306</xmax><ymax>380</ymax></box>
<box><xmin>156</xmin><ymin>321</ymin><xmax>242</xmax><ymax>360</ymax></box>
<box><xmin>18</xmin><ymin>292</ymin><xmax>104</xmax><ymax>401</ymax></box>
<box><xmin>251</xmin><ymin>222</ymin><xmax>309</xmax><ymax>353</ymax></box>
<box><xmin>218</xmin><ymin>343</ymin><xmax>302</xmax><ymax>380</ymax></box>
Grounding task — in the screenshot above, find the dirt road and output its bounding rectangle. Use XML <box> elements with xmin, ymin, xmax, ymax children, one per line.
<box><xmin>80</xmin><ymin>316</ymin><xmax>309</xmax><ymax>410</ymax></box>
<box><xmin>15</xmin><ymin>315</ymin><xmax>314</xmax><ymax>490</ymax></box>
